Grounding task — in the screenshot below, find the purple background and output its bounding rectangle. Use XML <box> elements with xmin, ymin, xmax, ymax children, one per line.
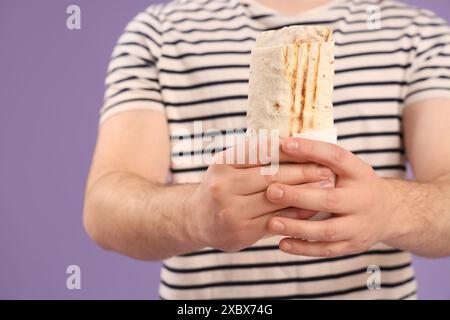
<box><xmin>1</xmin><ymin>0</ymin><xmax>449</xmax><ymax>299</ymax></box>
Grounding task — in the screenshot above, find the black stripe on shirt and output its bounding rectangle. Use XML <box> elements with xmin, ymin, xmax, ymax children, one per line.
<box><xmin>160</xmin><ymin>63</ymin><xmax>249</xmax><ymax>74</ymax></box>
<box><xmin>169</xmin><ymin>161</ymin><xmax>405</xmax><ymax>174</ymax></box>
<box><xmin>338</xmin><ymin>131</ymin><xmax>402</xmax><ymax>140</ymax></box>
<box><xmin>171</xmin><ymin>146</ymin><xmax>404</xmax><ymax>159</ymax></box>
<box><xmin>162</xmin><ymin>49</ymin><xmax>251</xmax><ymax>60</ymax></box>
<box><xmin>163</xmin><ymin>1</ymin><xmax>246</xmax><ymax>16</ymax></box>
<box><xmin>163</xmin><ymin>249</ymin><xmax>404</xmax><ymax>273</ymax></box>
<box><xmin>105</xmin><ymin>76</ymin><xmax>159</xmax><ymax>90</ymax></box>
<box><xmin>334</xmin><ymin>114</ymin><xmax>401</xmax><ymax>123</ymax></box>
<box><xmin>334</xmin><ymin>81</ymin><xmax>407</xmax><ymax>90</ymax></box>
<box><xmin>123</xmin><ymin>30</ymin><xmax>161</xmax><ymax>48</ymax></box>
<box><xmin>335</xmin><ymin>64</ymin><xmax>411</xmax><ymax>75</ymax></box>
<box><xmin>165</xmin><ymin>108</ymin><xmax>402</xmax><ymax>123</ymax></box>
<box><xmin>167</xmin><ymin>12</ymin><xmax>271</xmax><ymax>25</ymax></box>
<box><xmin>156</xmin><ymin>63</ymin><xmax>410</xmax><ymax>76</ymax></box>
<box><xmin>352</xmin><ymin>148</ymin><xmax>405</xmax><ymax>155</ymax></box>
<box><xmin>105</xmin><ymin>87</ymin><xmax>160</xmax><ymax>100</ymax></box>
<box><xmin>337</xmin><ymin>32</ymin><xmax>448</xmax><ymax>47</ymax></box>
<box><xmin>109</xmin><ymin>52</ymin><xmax>155</xmax><ymax>65</ymax></box>
<box><xmin>164</xmin><ymin>101</ymin><xmax>403</xmax><ymax>121</ymax></box>
<box><xmin>331</xmin><ymin>3</ymin><xmax>434</xmax><ymax>17</ymax></box>
<box><xmin>153</xmin><ymin>30</ymin><xmax>447</xmax><ymax>48</ymax></box>
<box><xmin>399</xmin><ymin>290</ymin><xmax>417</xmax><ymax>300</ymax></box>
<box><xmin>164</xmin><ymin>36</ymin><xmax>255</xmax><ymax>46</ymax></box>
<box><xmin>116</xmin><ymin>41</ymin><xmax>153</xmax><ymax>52</ymax></box>
<box><xmin>163</xmin><ymin>23</ymin><xmax>260</xmax><ymax>35</ymax></box>
<box><xmin>373</xmin><ymin>164</ymin><xmax>406</xmax><ymax>171</ymax></box>
<box><xmin>167</xmin><ymin>111</ymin><xmax>245</xmax><ymax>123</ymax></box>
<box><xmin>405</xmin><ymin>86</ymin><xmax>450</xmax><ymax>100</ymax></box>
<box><xmin>157</xmin><ymin>77</ymin><xmax>410</xmax><ymax>93</ymax></box>
<box><xmin>417</xmin><ymin>42</ymin><xmax>450</xmax><ymax>58</ymax></box>
<box><xmin>159</xmin><ymin>79</ymin><xmax>404</xmax><ymax>92</ymax></box>
<box><xmin>161</xmin><ymin>79</ymin><xmax>248</xmax><ymax>90</ymax></box>
<box><xmin>159</xmin><ymin>46</ymin><xmax>416</xmax><ymax>61</ymax></box>
<box><xmin>164</xmin><ymin>95</ymin><xmax>247</xmax><ymax>109</ymax></box>
<box><xmin>134</xmin><ymin>18</ymin><xmax>162</xmax><ymax>36</ymax></box>
<box><xmin>180</xmin><ymin>245</ymin><xmax>279</xmax><ymax>257</ymax></box>
<box><xmin>168</xmin><ymin>127</ymin><xmax>402</xmax><ymax>144</ymax></box>
<box><xmin>409</xmin><ymin>75</ymin><xmax>450</xmax><ymax>86</ymax></box>
<box><xmin>171</xmin><ymin>128</ymin><xmax>246</xmax><ymax>140</ymax></box>
<box><xmin>416</xmin><ymin>65</ymin><xmax>450</xmax><ymax>73</ymax></box>
<box><xmin>102</xmin><ymin>98</ymin><xmax>162</xmax><ymax>115</ymax></box>
<box><xmin>161</xmin><ymin>262</ymin><xmax>411</xmax><ymax>290</ymax></box>
<box><xmin>108</xmin><ymin>63</ymin><xmax>155</xmax><ymax>75</ymax></box>
<box><xmin>163</xmin><ymin>95</ymin><xmax>403</xmax><ymax>111</ymax></box>
<box><xmin>227</xmin><ymin>276</ymin><xmax>416</xmax><ymax>300</ymax></box>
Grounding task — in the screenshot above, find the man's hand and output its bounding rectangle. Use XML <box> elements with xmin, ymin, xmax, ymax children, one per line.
<box><xmin>186</xmin><ymin>157</ymin><xmax>333</xmax><ymax>253</ymax></box>
<box><xmin>265</xmin><ymin>137</ymin><xmax>406</xmax><ymax>258</ymax></box>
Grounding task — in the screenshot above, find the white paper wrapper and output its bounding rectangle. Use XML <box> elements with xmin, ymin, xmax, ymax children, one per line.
<box><xmin>292</xmin><ymin>126</ymin><xmax>337</xmax><ymax>144</ymax></box>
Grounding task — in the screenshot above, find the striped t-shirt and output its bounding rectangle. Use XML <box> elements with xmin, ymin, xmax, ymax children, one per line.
<box><xmin>100</xmin><ymin>0</ymin><xmax>450</xmax><ymax>299</ymax></box>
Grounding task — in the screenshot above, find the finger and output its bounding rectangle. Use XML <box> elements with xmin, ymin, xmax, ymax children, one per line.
<box><xmin>275</xmin><ymin>207</ymin><xmax>318</xmax><ymax>220</ymax></box>
<box><xmin>250</xmin><ymin>208</ymin><xmax>318</xmax><ymax>239</ymax></box>
<box><xmin>268</xmin><ymin>217</ymin><xmax>351</xmax><ymax>241</ymax></box>
<box><xmin>236</xmin><ymin>191</ymin><xmax>287</xmax><ymax>219</ymax></box>
<box><xmin>248</xmin><ymin>208</ymin><xmax>312</xmax><ymax>239</ymax></box>
<box><xmin>279</xmin><ymin>238</ymin><xmax>355</xmax><ymax>257</ymax></box>
<box><xmin>214</xmin><ymin>134</ymin><xmax>281</xmax><ymax>168</ymax></box>
<box><xmin>220</xmin><ymin>136</ymin><xmax>311</xmax><ymax>168</ymax></box>
<box><xmin>295</xmin><ymin>178</ymin><xmax>335</xmax><ymax>190</ymax></box>
<box><xmin>236</xmin><ymin>163</ymin><xmax>332</xmax><ymax>195</ymax></box>
<box><xmin>281</xmin><ymin>137</ymin><xmax>367</xmax><ymax>178</ymax></box>
<box><xmin>266</xmin><ymin>183</ymin><xmax>357</xmax><ymax>214</ymax></box>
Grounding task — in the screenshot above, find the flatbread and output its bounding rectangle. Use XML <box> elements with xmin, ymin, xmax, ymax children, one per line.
<box><xmin>247</xmin><ymin>25</ymin><xmax>335</xmax><ymax>137</ymax></box>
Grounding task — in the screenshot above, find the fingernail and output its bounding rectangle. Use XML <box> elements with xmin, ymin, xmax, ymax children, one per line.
<box><xmin>320</xmin><ymin>179</ymin><xmax>333</xmax><ymax>188</ymax></box>
<box><xmin>268</xmin><ymin>185</ymin><xmax>284</xmax><ymax>200</ymax></box>
<box><xmin>284</xmin><ymin>139</ymin><xmax>299</xmax><ymax>151</ymax></box>
<box><xmin>271</xmin><ymin>219</ymin><xmax>285</xmax><ymax>232</ymax></box>
<box><xmin>318</xmin><ymin>167</ymin><xmax>332</xmax><ymax>178</ymax></box>
<box><xmin>281</xmin><ymin>241</ymin><xmax>292</xmax><ymax>251</ymax></box>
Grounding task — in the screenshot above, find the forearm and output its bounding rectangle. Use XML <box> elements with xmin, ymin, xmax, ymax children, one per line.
<box><xmin>83</xmin><ymin>171</ymin><xmax>202</xmax><ymax>261</ymax></box>
<box><xmin>384</xmin><ymin>174</ymin><xmax>450</xmax><ymax>257</ymax></box>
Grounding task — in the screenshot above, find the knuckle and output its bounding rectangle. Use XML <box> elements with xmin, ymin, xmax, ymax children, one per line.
<box><xmin>220</xmin><ymin>242</ymin><xmax>240</xmax><ymax>253</ymax></box>
<box><xmin>365</xmin><ymin>163</ymin><xmax>377</xmax><ymax>179</ymax></box>
<box><xmin>208</xmin><ymin>163</ymin><xmax>220</xmax><ymax>174</ymax></box>
<box><xmin>303</xmin><ymin>140</ymin><xmax>315</xmax><ymax>155</ymax></box>
<box><xmin>217</xmin><ymin>207</ymin><xmax>232</xmax><ymax>225</ymax></box>
<box><xmin>264</xmin><ymin>171</ymin><xmax>277</xmax><ymax>184</ymax></box>
<box><xmin>208</xmin><ymin>179</ymin><xmax>224</xmax><ymax>201</ymax></box>
<box><xmin>357</xmin><ymin>236</ymin><xmax>371</xmax><ymax>251</ymax></box>
<box><xmin>348</xmin><ymin>241</ymin><xmax>364</xmax><ymax>254</ymax></box>
<box><xmin>283</xmin><ymin>188</ymin><xmax>296</xmax><ymax>204</ymax></box>
<box><xmin>301</xmin><ymin>164</ymin><xmax>315</xmax><ymax>180</ymax></box>
<box><xmin>324</xmin><ymin>190</ymin><xmax>340</xmax><ymax>212</ymax></box>
<box><xmin>321</xmin><ymin>246</ymin><xmax>333</xmax><ymax>257</ymax></box>
<box><xmin>208</xmin><ymin>163</ymin><xmax>229</xmax><ymax>176</ymax></box>
<box><xmin>321</xmin><ymin>222</ymin><xmax>337</xmax><ymax>241</ymax></box>
<box><xmin>331</xmin><ymin>144</ymin><xmax>348</xmax><ymax>164</ymax></box>
<box><xmin>222</xmin><ymin>232</ymin><xmax>248</xmax><ymax>253</ymax></box>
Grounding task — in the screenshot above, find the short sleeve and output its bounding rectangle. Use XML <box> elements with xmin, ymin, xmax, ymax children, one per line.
<box><xmin>100</xmin><ymin>8</ymin><xmax>165</xmax><ymax>124</ymax></box>
<box><xmin>404</xmin><ymin>11</ymin><xmax>450</xmax><ymax>107</ymax></box>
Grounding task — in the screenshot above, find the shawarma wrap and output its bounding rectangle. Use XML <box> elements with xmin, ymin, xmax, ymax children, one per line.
<box><xmin>247</xmin><ymin>25</ymin><xmax>336</xmax><ymax>142</ymax></box>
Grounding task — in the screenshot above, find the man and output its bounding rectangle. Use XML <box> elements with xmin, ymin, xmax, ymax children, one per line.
<box><xmin>83</xmin><ymin>0</ymin><xmax>450</xmax><ymax>299</ymax></box>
